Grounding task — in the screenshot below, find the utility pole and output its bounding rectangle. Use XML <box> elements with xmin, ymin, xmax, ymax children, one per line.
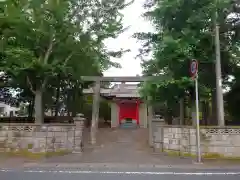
<box><xmin>214</xmin><ymin>1</ymin><xmax>225</xmax><ymax>126</ymax></box>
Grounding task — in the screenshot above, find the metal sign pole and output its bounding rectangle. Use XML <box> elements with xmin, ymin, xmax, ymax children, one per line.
<box><xmin>195</xmin><ymin>74</ymin><xmax>201</xmax><ymax>163</ymax></box>
<box><xmin>190</xmin><ymin>59</ymin><xmax>201</xmax><ymax>163</ymax></box>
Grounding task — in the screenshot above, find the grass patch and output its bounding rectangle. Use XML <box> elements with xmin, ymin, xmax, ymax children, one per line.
<box><xmin>163</xmin><ymin>149</ymin><xmax>240</xmax><ymax>160</ymax></box>
<box><xmin>0</xmin><ymin>149</ymin><xmax>70</xmax><ymax>160</ymax></box>
<box><xmin>27</xmin><ymin>143</ymin><xmax>33</xmax><ymax>149</ymax></box>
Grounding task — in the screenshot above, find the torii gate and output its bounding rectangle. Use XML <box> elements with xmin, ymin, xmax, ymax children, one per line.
<box><xmin>81</xmin><ymin>76</ymin><xmax>165</xmax><ymax>145</ymax></box>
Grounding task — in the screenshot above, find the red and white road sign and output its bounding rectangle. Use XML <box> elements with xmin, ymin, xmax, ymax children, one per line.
<box><xmin>190</xmin><ymin>59</ymin><xmax>198</xmax><ymax>79</ymax></box>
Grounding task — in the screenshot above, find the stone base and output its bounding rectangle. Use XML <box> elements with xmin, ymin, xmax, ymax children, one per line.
<box><xmin>192</xmin><ymin>161</ymin><xmax>203</xmax><ymax>165</ymax></box>
<box><xmin>72</xmin><ymin>151</ymin><xmax>83</xmax><ymax>154</ymax></box>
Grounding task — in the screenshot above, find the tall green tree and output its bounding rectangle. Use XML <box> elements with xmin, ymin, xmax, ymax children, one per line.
<box><xmin>1</xmin><ymin>0</ymin><xmax>132</xmax><ymax>123</ymax></box>
<box><xmin>135</xmin><ymin>0</ymin><xmax>240</xmax><ymax>124</ymax></box>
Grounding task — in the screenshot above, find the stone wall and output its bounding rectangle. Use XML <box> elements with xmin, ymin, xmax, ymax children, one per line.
<box><xmin>0</xmin><ymin>120</ymin><xmax>84</xmax><ymax>154</ymax></box>
<box><xmin>153</xmin><ymin>123</ymin><xmax>240</xmax><ymax>158</ymax></box>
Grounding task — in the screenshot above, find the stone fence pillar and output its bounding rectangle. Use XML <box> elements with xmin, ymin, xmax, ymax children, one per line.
<box><xmin>73</xmin><ymin>113</ymin><xmax>85</xmax><ymax>153</ymax></box>
<box><xmin>152</xmin><ymin>119</ymin><xmax>165</xmax><ymax>151</ymax></box>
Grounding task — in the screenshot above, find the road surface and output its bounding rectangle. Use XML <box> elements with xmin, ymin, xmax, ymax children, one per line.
<box><xmin>0</xmin><ymin>167</ymin><xmax>239</xmax><ymax>180</ymax></box>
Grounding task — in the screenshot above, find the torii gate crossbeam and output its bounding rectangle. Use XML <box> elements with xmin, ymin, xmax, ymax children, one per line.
<box><xmin>81</xmin><ymin>76</ymin><xmax>168</xmax><ymax>82</ymax></box>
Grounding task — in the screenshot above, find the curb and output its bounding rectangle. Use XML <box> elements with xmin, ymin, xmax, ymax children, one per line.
<box><xmin>22</xmin><ymin>162</ymin><xmax>240</xmax><ymax>170</ymax></box>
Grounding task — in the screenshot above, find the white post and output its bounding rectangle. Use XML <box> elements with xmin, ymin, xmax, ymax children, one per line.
<box><xmin>195</xmin><ymin>75</ymin><xmax>201</xmax><ymax>163</ymax></box>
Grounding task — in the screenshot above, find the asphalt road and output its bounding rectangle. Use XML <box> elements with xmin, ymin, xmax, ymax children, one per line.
<box><xmin>0</xmin><ymin>167</ymin><xmax>240</xmax><ymax>180</ymax></box>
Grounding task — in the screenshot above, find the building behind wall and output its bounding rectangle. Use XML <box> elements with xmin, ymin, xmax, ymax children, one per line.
<box><xmin>0</xmin><ymin>102</ymin><xmax>20</xmax><ymax>117</ymax></box>
<box><xmin>83</xmin><ymin>82</ymin><xmax>148</xmax><ymax>128</ymax></box>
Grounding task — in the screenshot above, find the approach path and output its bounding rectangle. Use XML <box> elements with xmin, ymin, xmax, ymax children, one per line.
<box><xmin>42</xmin><ymin>128</ymin><xmax>191</xmax><ymax>165</ymax></box>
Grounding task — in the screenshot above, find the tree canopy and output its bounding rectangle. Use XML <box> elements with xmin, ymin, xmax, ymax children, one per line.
<box><xmin>135</xmin><ymin>0</ymin><xmax>240</xmax><ymax>124</ymax></box>
<box><xmin>1</xmin><ymin>0</ymin><xmax>132</xmax><ymax>122</ymax></box>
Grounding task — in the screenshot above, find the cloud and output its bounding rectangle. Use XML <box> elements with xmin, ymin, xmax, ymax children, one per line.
<box><xmin>103</xmin><ymin>0</ymin><xmax>154</xmax><ymax>77</ymax></box>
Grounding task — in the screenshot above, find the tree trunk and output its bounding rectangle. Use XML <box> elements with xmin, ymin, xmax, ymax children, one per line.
<box><xmin>179</xmin><ymin>98</ymin><xmax>184</xmax><ymax>125</ymax></box>
<box><xmin>67</xmin><ymin>89</ymin><xmax>71</xmax><ymax>116</ymax></box>
<box><xmin>191</xmin><ymin>101</ymin><xmax>196</xmax><ymax>126</ymax></box>
<box><xmin>34</xmin><ymin>89</ymin><xmax>43</xmax><ymax>124</ymax></box>
<box><xmin>183</xmin><ymin>96</ymin><xmax>189</xmax><ymax>125</ymax></box>
<box><xmin>202</xmin><ymin>101</ymin><xmax>209</xmax><ymax>125</ymax></box>
<box><xmin>54</xmin><ymin>85</ymin><xmax>60</xmax><ymax>117</ymax></box>
<box><xmin>164</xmin><ymin>106</ymin><xmax>173</xmax><ymax>125</ymax></box>
<box><xmin>72</xmin><ymin>86</ymin><xmax>81</xmax><ymax>117</ymax></box>
<box><xmin>208</xmin><ymin>90</ymin><xmax>218</xmax><ymax>125</ymax></box>
<box><xmin>28</xmin><ymin>98</ymin><xmax>34</xmax><ymax>118</ymax></box>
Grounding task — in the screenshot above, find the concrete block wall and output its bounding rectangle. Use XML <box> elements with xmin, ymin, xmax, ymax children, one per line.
<box><xmin>0</xmin><ymin>122</ymin><xmax>84</xmax><ymax>154</ymax></box>
<box><xmin>153</xmin><ymin>124</ymin><xmax>240</xmax><ymax>157</ymax></box>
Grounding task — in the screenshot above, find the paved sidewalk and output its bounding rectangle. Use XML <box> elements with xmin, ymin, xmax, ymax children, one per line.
<box><xmin>0</xmin><ymin>156</ymin><xmax>39</xmax><ymax>168</ymax></box>
<box><xmin>1</xmin><ymin>128</ymin><xmax>240</xmax><ymax>169</ymax></box>
<box><xmin>42</xmin><ymin>128</ymin><xmax>192</xmax><ymax>165</ymax></box>
<box><xmin>21</xmin><ymin>162</ymin><xmax>240</xmax><ymax>170</ymax></box>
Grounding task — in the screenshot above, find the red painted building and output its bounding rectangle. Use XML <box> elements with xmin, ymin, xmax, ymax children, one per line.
<box><xmin>84</xmin><ymin>82</ymin><xmax>148</xmax><ymax>128</ymax></box>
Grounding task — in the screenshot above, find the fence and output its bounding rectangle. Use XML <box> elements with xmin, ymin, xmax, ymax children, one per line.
<box><xmin>152</xmin><ymin>121</ymin><xmax>240</xmax><ymax>158</ymax></box>
<box><xmin>0</xmin><ymin>116</ymin><xmax>74</xmax><ymax>123</ymax></box>
<box><xmin>0</xmin><ymin>115</ymin><xmax>84</xmax><ymax>155</ymax></box>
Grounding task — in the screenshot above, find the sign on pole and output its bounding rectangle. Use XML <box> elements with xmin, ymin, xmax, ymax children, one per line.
<box><xmin>190</xmin><ymin>59</ymin><xmax>201</xmax><ymax>163</ymax></box>
<box><xmin>190</xmin><ymin>59</ymin><xmax>198</xmax><ymax>79</ymax></box>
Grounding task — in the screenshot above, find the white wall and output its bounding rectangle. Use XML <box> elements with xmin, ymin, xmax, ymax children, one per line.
<box><xmin>0</xmin><ymin>102</ymin><xmax>20</xmax><ymax>116</ymax></box>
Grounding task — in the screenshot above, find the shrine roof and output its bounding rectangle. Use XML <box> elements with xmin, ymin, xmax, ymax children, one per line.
<box><xmin>83</xmin><ymin>83</ymin><xmax>141</xmax><ymax>98</ymax></box>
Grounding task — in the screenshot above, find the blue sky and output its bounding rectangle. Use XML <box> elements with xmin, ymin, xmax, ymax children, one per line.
<box><xmin>103</xmin><ymin>0</ymin><xmax>154</xmax><ymax>77</ymax></box>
